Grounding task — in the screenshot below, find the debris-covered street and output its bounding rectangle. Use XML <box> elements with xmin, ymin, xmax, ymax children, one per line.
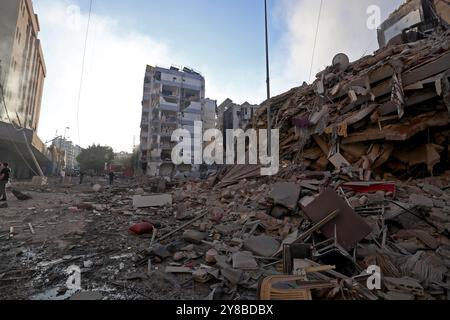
<box><xmin>1</xmin><ymin>165</ymin><xmax>450</xmax><ymax>300</ymax></box>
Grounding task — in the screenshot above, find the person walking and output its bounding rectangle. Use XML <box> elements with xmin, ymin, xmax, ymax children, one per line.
<box><xmin>79</xmin><ymin>171</ymin><xmax>85</xmax><ymax>185</ymax></box>
<box><xmin>0</xmin><ymin>163</ymin><xmax>12</xmax><ymax>202</ymax></box>
<box><xmin>109</xmin><ymin>171</ymin><xmax>115</xmax><ymax>185</ymax></box>
<box><xmin>60</xmin><ymin>168</ymin><xmax>66</xmax><ymax>184</ymax></box>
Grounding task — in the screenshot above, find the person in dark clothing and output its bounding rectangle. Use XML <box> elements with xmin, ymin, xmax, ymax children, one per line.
<box><xmin>109</xmin><ymin>171</ymin><xmax>115</xmax><ymax>185</ymax></box>
<box><xmin>0</xmin><ymin>163</ymin><xmax>11</xmax><ymax>202</ymax></box>
<box><xmin>79</xmin><ymin>171</ymin><xmax>85</xmax><ymax>185</ymax></box>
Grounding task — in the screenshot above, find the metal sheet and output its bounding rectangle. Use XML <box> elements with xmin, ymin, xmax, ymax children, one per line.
<box><xmin>303</xmin><ymin>188</ymin><xmax>372</xmax><ymax>250</ymax></box>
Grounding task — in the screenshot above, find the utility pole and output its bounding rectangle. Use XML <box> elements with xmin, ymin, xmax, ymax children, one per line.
<box><xmin>265</xmin><ymin>0</ymin><xmax>272</xmax><ymax>156</ymax></box>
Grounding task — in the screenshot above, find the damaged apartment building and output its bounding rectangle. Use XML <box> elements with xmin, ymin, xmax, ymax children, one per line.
<box><xmin>0</xmin><ymin>0</ymin><xmax>50</xmax><ymax>179</ymax></box>
<box><xmin>217</xmin><ymin>99</ymin><xmax>260</xmax><ymax>145</ymax></box>
<box><xmin>139</xmin><ymin>65</ymin><xmax>216</xmax><ymax>177</ymax></box>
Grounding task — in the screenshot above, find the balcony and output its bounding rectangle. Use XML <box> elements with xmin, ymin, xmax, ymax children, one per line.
<box><xmin>159</xmin><ymin>97</ymin><xmax>179</xmax><ymax>112</ymax></box>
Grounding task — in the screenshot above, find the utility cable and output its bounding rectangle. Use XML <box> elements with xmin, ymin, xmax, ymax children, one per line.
<box><xmin>76</xmin><ymin>0</ymin><xmax>94</xmax><ymax>147</ymax></box>
<box><xmin>308</xmin><ymin>0</ymin><xmax>324</xmax><ymax>83</ymax></box>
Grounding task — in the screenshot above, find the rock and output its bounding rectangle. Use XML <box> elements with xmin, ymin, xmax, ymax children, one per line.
<box><xmin>78</xmin><ymin>203</ymin><xmax>94</xmax><ymax>211</ymax></box>
<box><xmin>12</xmin><ymin>189</ymin><xmax>32</xmax><ymax>201</ymax></box>
<box><xmin>221</xmin><ymin>189</ymin><xmax>234</xmax><ymax>200</ymax></box>
<box><xmin>173</xmin><ymin>252</ymin><xmax>186</xmax><ymax>262</ymax></box>
<box><xmin>150</xmin><ymin>244</ymin><xmax>171</xmax><ymax>259</ymax></box>
<box><xmin>133</xmin><ymin>194</ymin><xmax>172</xmax><ymax>208</ymax></box>
<box><xmin>270</xmin><ymin>205</ymin><xmax>289</xmax><ymax>219</ymax></box>
<box><xmin>359</xmin><ymin>195</ymin><xmax>369</xmax><ymax>206</ymax></box>
<box><xmin>135</xmin><ymin>188</ymin><xmax>145</xmax><ymax>195</ymax></box>
<box><xmin>209</xmin><ymin>208</ymin><xmax>224</xmax><ymax>223</ymax></box>
<box><xmin>92</xmin><ymin>184</ymin><xmax>103</xmax><ymax>192</ymax></box>
<box><xmin>181</xmin><ymin>244</ymin><xmax>195</xmax><ymax>252</ymax></box>
<box><xmin>182</xmin><ymin>230</ymin><xmax>206</xmax><ymax>243</ymax></box>
<box><xmin>243</xmin><ymin>235</ymin><xmax>280</xmax><ymax>257</ymax></box>
<box><xmin>232</xmin><ymin>252</ymin><xmax>258</xmax><ymax>270</ymax></box>
<box><xmin>215</xmin><ymin>223</ymin><xmax>241</xmax><ymax>234</ymax></box>
<box><xmin>348</xmin><ymin>197</ymin><xmax>360</xmax><ymax>208</ymax></box>
<box><xmin>270</xmin><ymin>182</ymin><xmax>301</xmax><ymax>210</ymax></box>
<box><xmin>404</xmin><ymin>185</ymin><xmax>423</xmax><ymax>195</ymax></box>
<box><xmin>221</xmin><ymin>267</ymin><xmax>242</xmax><ymax>285</ymax></box>
<box><xmin>83</xmin><ymin>260</ymin><xmax>93</xmax><ymax>268</ymax></box>
<box><xmin>192</xmin><ymin>269</ymin><xmax>211</xmax><ymax>283</ymax></box>
<box><xmin>205</xmin><ymin>249</ymin><xmax>218</xmax><ymax>264</ymax></box>
<box><xmin>422</xmin><ymin>184</ymin><xmax>443</xmax><ymax>197</ymax></box>
<box><xmin>410</xmin><ymin>194</ymin><xmax>434</xmax><ymax>208</ymax></box>
<box><xmin>434</xmin><ymin>199</ymin><xmax>445</xmax><ymax>208</ymax></box>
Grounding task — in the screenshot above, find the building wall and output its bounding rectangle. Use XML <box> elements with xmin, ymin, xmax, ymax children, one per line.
<box><xmin>52</xmin><ymin>138</ymin><xmax>81</xmax><ymax>173</ymax></box>
<box><xmin>140</xmin><ymin>65</ymin><xmax>216</xmax><ymax>177</ymax></box>
<box><xmin>0</xmin><ymin>0</ymin><xmax>46</xmax><ymax>132</ymax></box>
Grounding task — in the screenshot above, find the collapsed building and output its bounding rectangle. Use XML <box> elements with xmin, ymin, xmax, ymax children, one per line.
<box><xmin>254</xmin><ymin>30</ymin><xmax>450</xmax><ymax>180</ymax></box>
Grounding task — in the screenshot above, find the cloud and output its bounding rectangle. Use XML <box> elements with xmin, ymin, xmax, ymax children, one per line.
<box><xmin>35</xmin><ymin>0</ymin><xmax>173</xmax><ymax>152</ymax></box>
<box><xmin>271</xmin><ymin>0</ymin><xmax>405</xmax><ymax>96</ymax></box>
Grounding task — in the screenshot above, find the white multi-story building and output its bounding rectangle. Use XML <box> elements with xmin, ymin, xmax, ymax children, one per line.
<box><xmin>53</xmin><ymin>137</ymin><xmax>81</xmax><ymax>172</ymax></box>
<box><xmin>140</xmin><ymin>65</ymin><xmax>216</xmax><ymax>177</ymax></box>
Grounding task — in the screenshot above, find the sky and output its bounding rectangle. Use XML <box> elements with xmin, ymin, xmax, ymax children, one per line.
<box><xmin>33</xmin><ymin>0</ymin><xmax>404</xmax><ymax>153</ymax></box>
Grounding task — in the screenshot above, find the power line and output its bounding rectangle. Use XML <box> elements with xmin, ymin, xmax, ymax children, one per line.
<box><xmin>308</xmin><ymin>0</ymin><xmax>324</xmax><ymax>83</ymax></box>
<box><xmin>76</xmin><ymin>0</ymin><xmax>94</xmax><ymax>147</ymax></box>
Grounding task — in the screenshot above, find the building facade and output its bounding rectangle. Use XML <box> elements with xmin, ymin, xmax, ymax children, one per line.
<box><xmin>139</xmin><ymin>65</ymin><xmax>216</xmax><ymax>177</ymax></box>
<box><xmin>218</xmin><ymin>99</ymin><xmax>260</xmax><ymax>131</ymax></box>
<box><xmin>0</xmin><ymin>0</ymin><xmax>46</xmax><ymax>131</ymax></box>
<box><xmin>52</xmin><ymin>138</ymin><xmax>82</xmax><ymax>174</ymax></box>
<box><xmin>0</xmin><ymin>0</ymin><xmax>50</xmax><ymax>179</ymax></box>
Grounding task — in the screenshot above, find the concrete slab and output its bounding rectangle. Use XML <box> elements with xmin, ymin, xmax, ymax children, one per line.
<box><xmin>133</xmin><ymin>194</ymin><xmax>172</xmax><ymax>208</ymax></box>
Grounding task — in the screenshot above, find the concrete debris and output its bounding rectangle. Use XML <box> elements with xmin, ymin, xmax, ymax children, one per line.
<box><xmin>269</xmin><ymin>182</ymin><xmax>301</xmax><ymax>211</ymax></box>
<box><xmin>92</xmin><ymin>184</ymin><xmax>103</xmax><ymax>192</ymax></box>
<box><xmin>254</xmin><ymin>30</ymin><xmax>450</xmax><ymax>179</ymax></box>
<box><xmin>182</xmin><ymin>230</ymin><xmax>206</xmax><ymax>244</ymax></box>
<box><xmin>243</xmin><ymin>235</ymin><xmax>280</xmax><ymax>257</ymax></box>
<box><xmin>232</xmin><ymin>252</ymin><xmax>258</xmax><ymax>270</ymax></box>
<box><xmin>132</xmin><ymin>194</ymin><xmax>172</xmax><ymax>208</ymax></box>
<box><xmin>205</xmin><ymin>249</ymin><xmax>218</xmax><ymax>264</ymax></box>
<box><xmin>409</xmin><ymin>194</ymin><xmax>434</xmax><ymax>208</ymax></box>
<box><xmin>11</xmin><ymin>189</ymin><xmax>32</xmax><ymax>201</ymax></box>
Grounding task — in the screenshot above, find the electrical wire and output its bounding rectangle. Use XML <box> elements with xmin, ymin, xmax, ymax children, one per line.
<box><xmin>308</xmin><ymin>0</ymin><xmax>324</xmax><ymax>83</ymax></box>
<box><xmin>76</xmin><ymin>0</ymin><xmax>94</xmax><ymax>147</ymax></box>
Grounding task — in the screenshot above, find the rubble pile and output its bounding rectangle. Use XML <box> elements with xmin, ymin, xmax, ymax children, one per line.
<box><xmin>128</xmin><ymin>171</ymin><xmax>450</xmax><ymax>300</ymax></box>
<box><xmin>254</xmin><ymin>30</ymin><xmax>450</xmax><ymax>179</ymax></box>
